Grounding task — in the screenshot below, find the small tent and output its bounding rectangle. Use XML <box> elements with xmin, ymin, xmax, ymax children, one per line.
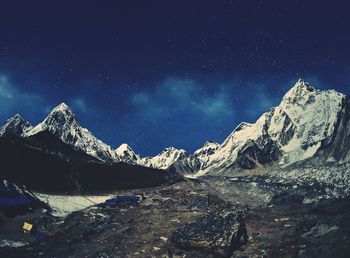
<box><xmin>23</xmin><ymin>222</ymin><xmax>33</xmax><ymax>233</ymax></box>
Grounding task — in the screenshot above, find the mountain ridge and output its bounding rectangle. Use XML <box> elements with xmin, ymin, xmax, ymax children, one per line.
<box><xmin>0</xmin><ymin>79</ymin><xmax>348</xmax><ymax>176</ymax></box>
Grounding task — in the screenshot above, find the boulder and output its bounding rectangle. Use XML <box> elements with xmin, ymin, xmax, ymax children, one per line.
<box><xmin>171</xmin><ymin>211</ymin><xmax>247</xmax><ymax>257</ymax></box>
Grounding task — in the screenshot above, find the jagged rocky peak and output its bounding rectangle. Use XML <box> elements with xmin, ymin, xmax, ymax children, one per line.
<box><xmin>0</xmin><ymin>113</ymin><xmax>32</xmax><ymax>137</ymax></box>
<box><xmin>139</xmin><ymin>146</ymin><xmax>192</xmax><ymax>171</ymax></box>
<box><xmin>27</xmin><ymin>102</ymin><xmax>79</xmax><ymax>138</ymax></box>
<box><xmin>26</xmin><ymin>102</ymin><xmax>123</xmax><ymax>163</ymax></box>
<box><xmin>274</xmin><ymin>79</ymin><xmax>345</xmax><ymax>164</ymax></box>
<box><xmin>290</xmin><ymin>78</ymin><xmax>314</xmax><ymax>92</ymax></box>
<box><xmin>162</xmin><ymin>146</ymin><xmax>186</xmax><ymax>155</ymax></box>
<box><xmin>197</xmin><ymin>79</ymin><xmax>348</xmax><ymax>176</ymax></box>
<box><xmin>116</xmin><ymin>143</ymin><xmax>133</xmax><ymax>154</ymax></box>
<box><xmin>194</xmin><ymin>140</ymin><xmax>220</xmax><ymax>162</ymax></box>
<box><xmin>281</xmin><ymin>79</ymin><xmax>318</xmax><ymax>106</ymax></box>
<box><xmin>157</xmin><ymin>146</ymin><xmax>190</xmax><ymax>161</ymax></box>
<box><xmin>43</xmin><ymin>102</ymin><xmax>77</xmax><ymax>127</ymax></box>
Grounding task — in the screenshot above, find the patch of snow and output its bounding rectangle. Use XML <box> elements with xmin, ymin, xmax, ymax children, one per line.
<box><xmin>35</xmin><ymin>193</ymin><xmax>113</xmax><ymax>217</ymax></box>
<box><xmin>0</xmin><ymin>240</ymin><xmax>28</xmax><ymax>248</ymax></box>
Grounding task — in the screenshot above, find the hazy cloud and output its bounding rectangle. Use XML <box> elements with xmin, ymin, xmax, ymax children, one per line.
<box><xmin>131</xmin><ymin>92</ymin><xmax>150</xmax><ymax>105</ymax></box>
<box><xmin>131</xmin><ymin>77</ymin><xmax>235</xmax><ymax>122</ymax></box>
<box><xmin>71</xmin><ymin>97</ymin><xmax>88</xmax><ymax>113</ymax></box>
<box><xmin>0</xmin><ymin>75</ymin><xmax>48</xmax><ymax>119</ymax></box>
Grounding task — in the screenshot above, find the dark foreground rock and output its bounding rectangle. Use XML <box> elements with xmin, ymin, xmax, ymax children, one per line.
<box><xmin>171</xmin><ymin>211</ymin><xmax>247</xmax><ymax>257</ymax></box>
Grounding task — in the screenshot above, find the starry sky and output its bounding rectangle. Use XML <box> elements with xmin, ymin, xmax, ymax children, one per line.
<box><xmin>0</xmin><ymin>1</ymin><xmax>349</xmax><ymax>156</ymax></box>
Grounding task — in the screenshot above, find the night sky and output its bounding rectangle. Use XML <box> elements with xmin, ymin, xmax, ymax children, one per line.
<box><xmin>0</xmin><ymin>1</ymin><xmax>349</xmax><ymax>156</ymax></box>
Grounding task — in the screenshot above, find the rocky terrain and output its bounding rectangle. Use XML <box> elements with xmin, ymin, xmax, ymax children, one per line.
<box><xmin>1</xmin><ymin>176</ymin><xmax>350</xmax><ymax>257</ymax></box>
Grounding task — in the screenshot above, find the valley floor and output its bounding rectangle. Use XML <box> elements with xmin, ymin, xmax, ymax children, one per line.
<box><xmin>1</xmin><ymin>175</ymin><xmax>350</xmax><ymax>258</ymax></box>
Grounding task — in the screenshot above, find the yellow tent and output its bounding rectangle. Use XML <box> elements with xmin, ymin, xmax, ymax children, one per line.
<box><xmin>23</xmin><ymin>222</ymin><xmax>33</xmax><ymax>232</ymax></box>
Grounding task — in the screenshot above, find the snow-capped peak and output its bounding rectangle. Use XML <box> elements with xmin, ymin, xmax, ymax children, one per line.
<box><xmin>115</xmin><ymin>143</ymin><xmax>140</xmax><ymax>163</ymax></box>
<box><xmin>194</xmin><ymin>140</ymin><xmax>220</xmax><ymax>164</ymax></box>
<box><xmin>52</xmin><ymin>102</ymin><xmax>72</xmax><ymax>113</ymax></box>
<box><xmin>25</xmin><ymin>103</ymin><xmax>123</xmax><ymax>163</ymax></box>
<box><xmin>44</xmin><ymin>102</ymin><xmax>76</xmax><ymax>126</ymax></box>
<box><xmin>139</xmin><ymin>146</ymin><xmax>189</xmax><ymax>170</ymax></box>
<box><xmin>11</xmin><ymin>113</ymin><xmax>23</xmax><ymax>120</ymax></box>
<box><xmin>139</xmin><ymin>145</ymin><xmax>202</xmax><ymax>174</ymax></box>
<box><xmin>0</xmin><ymin>113</ymin><xmax>32</xmax><ymax>137</ymax></box>
<box><xmin>275</xmin><ymin>80</ymin><xmax>345</xmax><ymax>164</ymax></box>
<box><xmin>196</xmin><ymin>79</ymin><xmax>348</xmax><ymax>176</ymax></box>
<box><xmin>27</xmin><ymin>103</ymin><xmax>78</xmax><ymax>137</ymax></box>
<box><xmin>281</xmin><ymin>79</ymin><xmax>317</xmax><ymax>105</ymax></box>
<box><xmin>116</xmin><ymin>143</ymin><xmax>131</xmax><ymax>154</ymax></box>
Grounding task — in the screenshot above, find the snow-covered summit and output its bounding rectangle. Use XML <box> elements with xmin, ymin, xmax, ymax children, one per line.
<box><xmin>140</xmin><ymin>147</ymin><xmax>187</xmax><ymax>170</ymax></box>
<box><xmin>0</xmin><ymin>114</ymin><xmax>32</xmax><ymax>137</ymax></box>
<box><xmin>273</xmin><ymin>79</ymin><xmax>344</xmax><ymax>164</ymax></box>
<box><xmin>139</xmin><ymin>145</ymin><xmax>202</xmax><ymax>174</ymax></box>
<box><xmin>197</xmin><ymin>79</ymin><xmax>348</xmax><ymax>175</ymax></box>
<box><xmin>27</xmin><ymin>103</ymin><xmax>76</xmax><ymax>136</ymax></box>
<box><xmin>115</xmin><ymin>143</ymin><xmax>140</xmax><ymax>164</ymax></box>
<box><xmin>26</xmin><ymin>103</ymin><xmax>123</xmax><ymax>163</ymax></box>
<box><xmin>0</xmin><ymin>103</ymin><xmax>142</xmax><ymax>164</ymax></box>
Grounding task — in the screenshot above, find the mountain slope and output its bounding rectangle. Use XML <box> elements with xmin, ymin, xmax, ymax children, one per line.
<box><xmin>0</xmin><ymin>79</ymin><xmax>347</xmax><ymax>176</ymax></box>
<box><xmin>311</xmin><ymin>95</ymin><xmax>350</xmax><ymax>164</ymax></box>
<box><xmin>194</xmin><ymin>141</ymin><xmax>220</xmax><ymax>164</ymax></box>
<box><xmin>199</xmin><ymin>79</ymin><xmax>349</xmax><ymax>175</ymax></box>
<box><xmin>0</xmin><ymin>132</ymin><xmax>182</xmax><ymax>193</ymax></box>
<box><xmin>140</xmin><ymin>147</ymin><xmax>202</xmax><ymax>174</ymax></box>
<box><xmin>0</xmin><ymin>114</ymin><xmax>32</xmax><ymax>137</ymax></box>
<box><xmin>25</xmin><ymin>103</ymin><xmax>125</xmax><ymax>163</ymax></box>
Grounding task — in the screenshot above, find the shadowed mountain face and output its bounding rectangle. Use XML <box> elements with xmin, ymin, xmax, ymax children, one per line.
<box><xmin>0</xmin><ymin>114</ymin><xmax>32</xmax><ymax>138</ymax></box>
<box><xmin>0</xmin><ymin>132</ymin><xmax>183</xmax><ymax>194</ymax></box>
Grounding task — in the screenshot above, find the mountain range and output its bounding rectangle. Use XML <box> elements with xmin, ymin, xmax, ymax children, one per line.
<box><xmin>0</xmin><ymin>79</ymin><xmax>349</xmax><ymax>177</ymax></box>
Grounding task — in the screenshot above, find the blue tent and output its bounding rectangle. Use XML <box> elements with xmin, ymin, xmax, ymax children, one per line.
<box><xmin>102</xmin><ymin>195</ymin><xmax>142</xmax><ymax>208</ymax></box>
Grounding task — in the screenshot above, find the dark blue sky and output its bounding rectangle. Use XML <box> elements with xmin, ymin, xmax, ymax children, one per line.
<box><xmin>0</xmin><ymin>0</ymin><xmax>349</xmax><ymax>156</ymax></box>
